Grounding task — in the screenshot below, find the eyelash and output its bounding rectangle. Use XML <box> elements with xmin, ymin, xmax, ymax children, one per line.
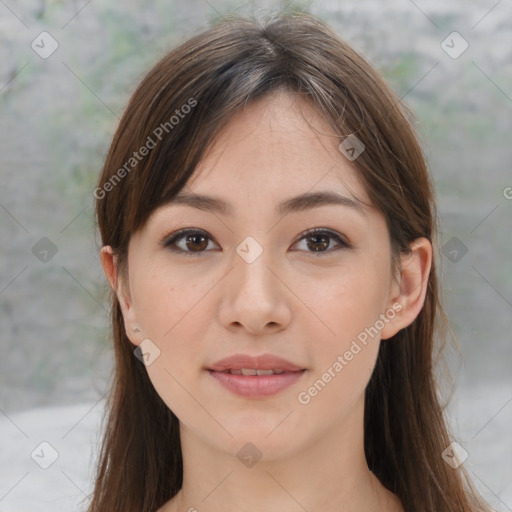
<box><xmin>161</xmin><ymin>227</ymin><xmax>352</xmax><ymax>257</ymax></box>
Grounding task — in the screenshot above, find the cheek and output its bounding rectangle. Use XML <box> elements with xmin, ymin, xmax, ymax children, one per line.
<box><xmin>304</xmin><ymin>257</ymin><xmax>388</xmax><ymax>349</ymax></box>
<box><xmin>296</xmin><ymin>257</ymin><xmax>387</xmax><ymax>409</ymax></box>
<box><xmin>131</xmin><ymin>265</ymin><xmax>204</xmax><ymax>341</ymax></box>
<box><xmin>129</xmin><ymin>267</ymin><xmax>214</xmax><ymax>414</ymax></box>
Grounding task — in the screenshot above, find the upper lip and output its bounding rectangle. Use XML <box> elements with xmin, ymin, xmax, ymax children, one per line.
<box><xmin>207</xmin><ymin>353</ymin><xmax>305</xmax><ymax>372</ymax></box>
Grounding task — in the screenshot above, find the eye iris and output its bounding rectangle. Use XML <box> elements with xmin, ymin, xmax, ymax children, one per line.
<box><xmin>307</xmin><ymin>234</ymin><xmax>330</xmax><ymax>252</ymax></box>
<box><xmin>186</xmin><ymin>233</ymin><xmax>208</xmax><ymax>252</ymax></box>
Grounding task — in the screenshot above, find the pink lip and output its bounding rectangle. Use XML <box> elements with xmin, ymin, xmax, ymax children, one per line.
<box><xmin>207</xmin><ymin>353</ymin><xmax>305</xmax><ymax>372</ymax></box>
<box><xmin>208</xmin><ymin>369</ymin><xmax>306</xmax><ymax>398</ymax></box>
<box><xmin>206</xmin><ymin>353</ymin><xmax>307</xmax><ymax>398</ymax></box>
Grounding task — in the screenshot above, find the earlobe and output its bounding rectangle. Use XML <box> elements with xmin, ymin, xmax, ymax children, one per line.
<box><xmin>381</xmin><ymin>237</ymin><xmax>432</xmax><ymax>340</ymax></box>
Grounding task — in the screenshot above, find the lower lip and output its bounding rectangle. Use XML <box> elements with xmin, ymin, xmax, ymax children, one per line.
<box><xmin>207</xmin><ymin>369</ymin><xmax>306</xmax><ymax>398</ymax></box>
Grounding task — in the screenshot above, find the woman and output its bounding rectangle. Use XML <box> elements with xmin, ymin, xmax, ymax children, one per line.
<box><xmin>90</xmin><ymin>11</ymin><xmax>492</xmax><ymax>512</ymax></box>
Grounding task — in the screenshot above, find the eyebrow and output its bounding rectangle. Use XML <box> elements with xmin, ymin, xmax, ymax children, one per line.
<box><xmin>168</xmin><ymin>190</ymin><xmax>367</xmax><ymax>217</ymax></box>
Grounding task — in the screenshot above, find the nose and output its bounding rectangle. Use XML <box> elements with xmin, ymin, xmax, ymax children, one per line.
<box><xmin>218</xmin><ymin>241</ymin><xmax>292</xmax><ymax>335</ymax></box>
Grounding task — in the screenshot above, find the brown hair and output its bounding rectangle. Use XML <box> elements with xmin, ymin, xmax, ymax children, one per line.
<box><xmin>90</xmin><ymin>11</ymin><xmax>491</xmax><ymax>512</ymax></box>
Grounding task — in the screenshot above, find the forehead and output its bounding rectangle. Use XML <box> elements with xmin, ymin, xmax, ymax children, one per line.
<box><xmin>182</xmin><ymin>91</ymin><xmax>370</xmax><ymax>210</ymax></box>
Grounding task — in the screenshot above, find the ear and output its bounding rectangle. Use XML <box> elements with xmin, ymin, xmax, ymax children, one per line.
<box><xmin>100</xmin><ymin>245</ymin><xmax>140</xmax><ymax>346</ymax></box>
<box><xmin>380</xmin><ymin>237</ymin><xmax>432</xmax><ymax>340</ymax></box>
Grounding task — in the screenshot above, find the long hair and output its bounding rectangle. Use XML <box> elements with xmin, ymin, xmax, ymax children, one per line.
<box><xmin>90</xmin><ymin>11</ymin><xmax>491</xmax><ymax>512</ymax></box>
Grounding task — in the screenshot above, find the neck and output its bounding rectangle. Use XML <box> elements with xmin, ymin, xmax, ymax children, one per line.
<box><xmin>164</xmin><ymin>397</ymin><xmax>401</xmax><ymax>512</ymax></box>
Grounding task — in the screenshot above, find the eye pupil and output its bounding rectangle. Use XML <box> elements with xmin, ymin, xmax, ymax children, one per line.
<box><xmin>307</xmin><ymin>234</ymin><xmax>330</xmax><ymax>252</ymax></box>
<box><xmin>186</xmin><ymin>234</ymin><xmax>208</xmax><ymax>252</ymax></box>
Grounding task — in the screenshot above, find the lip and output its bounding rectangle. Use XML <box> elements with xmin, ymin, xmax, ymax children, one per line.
<box><xmin>207</xmin><ymin>369</ymin><xmax>306</xmax><ymax>398</ymax></box>
<box><xmin>207</xmin><ymin>353</ymin><xmax>305</xmax><ymax>372</ymax></box>
<box><xmin>206</xmin><ymin>353</ymin><xmax>307</xmax><ymax>398</ymax></box>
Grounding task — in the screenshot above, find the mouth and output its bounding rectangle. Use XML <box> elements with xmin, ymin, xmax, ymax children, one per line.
<box><xmin>205</xmin><ymin>353</ymin><xmax>307</xmax><ymax>397</ymax></box>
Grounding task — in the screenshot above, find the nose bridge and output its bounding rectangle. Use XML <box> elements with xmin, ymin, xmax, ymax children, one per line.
<box><xmin>233</xmin><ymin>234</ymin><xmax>275</xmax><ymax>294</ymax></box>
<box><xmin>218</xmin><ymin>233</ymin><xmax>291</xmax><ymax>333</ymax></box>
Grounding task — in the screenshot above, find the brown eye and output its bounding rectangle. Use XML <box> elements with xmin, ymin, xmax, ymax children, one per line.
<box><xmin>163</xmin><ymin>227</ymin><xmax>351</xmax><ymax>257</ymax></box>
<box><xmin>293</xmin><ymin>228</ymin><xmax>350</xmax><ymax>255</ymax></box>
<box><xmin>164</xmin><ymin>229</ymin><xmax>217</xmax><ymax>255</ymax></box>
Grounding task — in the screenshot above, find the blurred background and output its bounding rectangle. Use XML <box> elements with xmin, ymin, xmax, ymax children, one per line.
<box><xmin>0</xmin><ymin>0</ymin><xmax>511</xmax><ymax>510</ymax></box>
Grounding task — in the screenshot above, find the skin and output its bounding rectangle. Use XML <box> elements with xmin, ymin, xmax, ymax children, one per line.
<box><xmin>101</xmin><ymin>91</ymin><xmax>431</xmax><ymax>512</ymax></box>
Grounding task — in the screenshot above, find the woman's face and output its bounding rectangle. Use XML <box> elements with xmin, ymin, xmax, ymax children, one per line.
<box><xmin>116</xmin><ymin>91</ymin><xmax>406</xmax><ymax>461</ymax></box>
